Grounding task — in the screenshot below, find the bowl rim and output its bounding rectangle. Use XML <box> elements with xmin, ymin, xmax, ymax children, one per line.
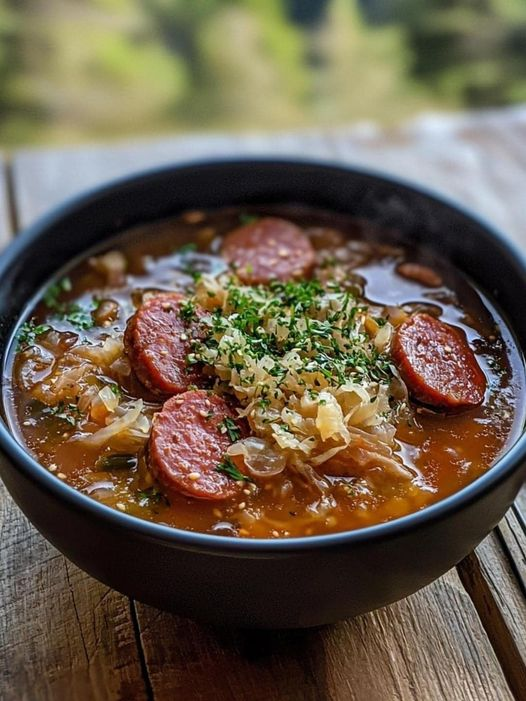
<box><xmin>1</xmin><ymin>156</ymin><xmax>526</xmax><ymax>555</ymax></box>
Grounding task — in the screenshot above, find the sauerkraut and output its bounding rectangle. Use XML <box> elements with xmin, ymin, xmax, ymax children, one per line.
<box><xmin>190</xmin><ymin>274</ymin><xmax>409</xmax><ymax>482</ymax></box>
<box><xmin>17</xmin><ymin>266</ymin><xmax>410</xmax><ymax>489</ymax></box>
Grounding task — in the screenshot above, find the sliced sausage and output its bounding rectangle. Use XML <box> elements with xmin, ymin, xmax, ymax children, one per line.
<box><xmin>149</xmin><ymin>390</ymin><xmax>244</xmax><ymax>500</ymax></box>
<box><xmin>391</xmin><ymin>313</ymin><xmax>486</xmax><ymax>411</ymax></box>
<box><xmin>221</xmin><ymin>217</ymin><xmax>315</xmax><ymax>285</ymax></box>
<box><xmin>124</xmin><ymin>293</ymin><xmax>203</xmax><ymax>397</ymax></box>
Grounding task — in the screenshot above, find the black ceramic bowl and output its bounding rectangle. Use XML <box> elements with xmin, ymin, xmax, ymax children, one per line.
<box><xmin>1</xmin><ymin>160</ymin><xmax>525</xmax><ymax>629</ymax></box>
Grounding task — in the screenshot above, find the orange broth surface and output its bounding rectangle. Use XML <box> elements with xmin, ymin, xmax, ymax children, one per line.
<box><xmin>4</xmin><ymin>206</ymin><xmax>525</xmax><ymax>538</ymax></box>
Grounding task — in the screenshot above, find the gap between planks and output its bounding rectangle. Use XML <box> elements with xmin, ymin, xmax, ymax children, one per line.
<box><xmin>458</xmin><ymin>488</ymin><xmax>526</xmax><ymax>701</ymax></box>
<box><xmin>457</xmin><ymin>535</ymin><xmax>526</xmax><ymax>700</ymax></box>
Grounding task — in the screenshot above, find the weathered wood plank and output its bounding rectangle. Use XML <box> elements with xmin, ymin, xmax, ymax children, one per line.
<box><xmin>329</xmin><ymin>108</ymin><xmax>526</xmax><ymax>248</ymax></box>
<box><xmin>11</xmin><ymin>131</ymin><xmax>337</xmax><ymax>229</ymax></box>
<box><xmin>135</xmin><ymin>570</ymin><xmax>513</xmax><ymax>701</ymax></box>
<box><xmin>0</xmin><ymin>160</ymin><xmax>148</xmax><ymax>701</ymax></box>
<box><xmin>518</xmin><ymin>485</ymin><xmax>526</xmax><ymax>511</ymax></box>
<box><xmin>499</xmin><ymin>506</ymin><xmax>526</xmax><ymax>597</ymax></box>
<box><xmin>0</xmin><ymin>503</ymin><xmax>148</xmax><ymax>701</ymax></box>
<box><xmin>458</xmin><ymin>533</ymin><xmax>526</xmax><ymax>700</ymax></box>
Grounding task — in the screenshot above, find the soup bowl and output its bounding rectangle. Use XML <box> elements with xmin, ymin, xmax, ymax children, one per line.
<box><xmin>0</xmin><ymin>159</ymin><xmax>525</xmax><ymax>628</ymax></box>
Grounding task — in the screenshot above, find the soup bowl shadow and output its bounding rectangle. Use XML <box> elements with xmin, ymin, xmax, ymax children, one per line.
<box><xmin>0</xmin><ymin>159</ymin><xmax>525</xmax><ymax>628</ymax></box>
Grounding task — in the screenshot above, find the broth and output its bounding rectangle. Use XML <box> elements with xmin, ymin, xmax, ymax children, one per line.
<box><xmin>4</xmin><ymin>206</ymin><xmax>525</xmax><ymax>538</ymax></box>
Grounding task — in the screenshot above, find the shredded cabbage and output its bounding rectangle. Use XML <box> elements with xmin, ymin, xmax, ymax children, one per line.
<box><xmin>191</xmin><ymin>275</ymin><xmax>410</xmax><ymax>481</ymax></box>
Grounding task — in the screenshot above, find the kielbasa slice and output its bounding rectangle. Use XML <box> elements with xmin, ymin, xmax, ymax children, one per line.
<box><xmin>391</xmin><ymin>313</ymin><xmax>486</xmax><ymax>411</ymax></box>
<box><xmin>149</xmin><ymin>390</ymin><xmax>244</xmax><ymax>500</ymax></box>
<box><xmin>124</xmin><ymin>293</ymin><xmax>203</xmax><ymax>397</ymax></box>
<box><xmin>221</xmin><ymin>217</ymin><xmax>315</xmax><ymax>285</ymax></box>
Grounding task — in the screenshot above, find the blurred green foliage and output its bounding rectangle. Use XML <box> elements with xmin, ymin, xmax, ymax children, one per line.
<box><xmin>400</xmin><ymin>0</ymin><xmax>526</xmax><ymax>107</ymax></box>
<box><xmin>0</xmin><ymin>0</ymin><xmax>525</xmax><ymax>145</ymax></box>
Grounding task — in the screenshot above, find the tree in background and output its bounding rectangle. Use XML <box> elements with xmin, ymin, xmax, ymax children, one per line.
<box><xmin>282</xmin><ymin>0</ymin><xmax>328</xmax><ymax>28</ymax></box>
<box><xmin>0</xmin><ymin>1</ymin><xmax>47</xmax><ymax>143</ymax></box>
<box><xmin>0</xmin><ymin>0</ymin><xmax>187</xmax><ymax>143</ymax></box>
<box><xmin>142</xmin><ymin>0</ymin><xmax>308</xmax><ymax>129</ymax></box>
<box><xmin>311</xmin><ymin>0</ymin><xmax>441</xmax><ymax>123</ymax></box>
<box><xmin>399</xmin><ymin>0</ymin><xmax>526</xmax><ymax>107</ymax></box>
<box><xmin>1</xmin><ymin>0</ymin><xmax>526</xmax><ymax>145</ymax></box>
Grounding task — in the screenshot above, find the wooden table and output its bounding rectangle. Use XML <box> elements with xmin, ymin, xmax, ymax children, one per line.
<box><xmin>1</xmin><ymin>107</ymin><xmax>526</xmax><ymax>701</ymax></box>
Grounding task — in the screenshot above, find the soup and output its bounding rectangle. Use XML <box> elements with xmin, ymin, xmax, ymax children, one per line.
<box><xmin>4</xmin><ymin>206</ymin><xmax>525</xmax><ymax>538</ymax></box>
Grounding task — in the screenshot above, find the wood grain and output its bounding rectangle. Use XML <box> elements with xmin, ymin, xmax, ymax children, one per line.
<box><xmin>458</xmin><ymin>534</ymin><xmax>526</xmax><ymax>700</ymax></box>
<box><xmin>135</xmin><ymin>571</ymin><xmax>513</xmax><ymax>701</ymax></box>
<box><xmin>5</xmin><ymin>109</ymin><xmax>526</xmax><ymax>699</ymax></box>
<box><xmin>0</xmin><ymin>502</ymin><xmax>148</xmax><ymax>701</ymax></box>
<box><xmin>0</xmin><ymin>161</ymin><xmax>148</xmax><ymax>701</ymax></box>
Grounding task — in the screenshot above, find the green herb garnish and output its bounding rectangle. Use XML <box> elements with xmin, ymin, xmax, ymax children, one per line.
<box><xmin>17</xmin><ymin>319</ymin><xmax>50</xmax><ymax>348</ymax></box>
<box><xmin>42</xmin><ymin>401</ymin><xmax>81</xmax><ymax>426</ymax></box>
<box><xmin>188</xmin><ymin>269</ymin><xmax>202</xmax><ymax>282</ymax></box>
<box><xmin>180</xmin><ymin>272</ymin><xmax>399</xmax><ymax>472</ymax></box>
<box><xmin>177</xmin><ymin>244</ymin><xmax>202</xmax><ymax>280</ymax></box>
<box><xmin>60</xmin><ymin>303</ymin><xmax>95</xmax><ymax>330</ymax></box>
<box><xmin>188</xmin><ymin>274</ymin><xmax>394</xmax><ymax>438</ymax></box>
<box><xmin>42</xmin><ymin>278</ymin><xmax>98</xmax><ymax>331</ymax></box>
<box><xmin>181</xmin><ymin>261</ymin><xmax>202</xmax><ymax>282</ymax></box>
<box><xmin>179</xmin><ymin>299</ymin><xmax>197</xmax><ymax>322</ymax></box>
<box><xmin>43</xmin><ymin>277</ymin><xmax>72</xmax><ymax>310</ymax></box>
<box><xmin>216</xmin><ymin>457</ymin><xmax>253</xmax><ymax>483</ymax></box>
<box><xmin>218</xmin><ymin>416</ymin><xmax>241</xmax><ymax>442</ymax></box>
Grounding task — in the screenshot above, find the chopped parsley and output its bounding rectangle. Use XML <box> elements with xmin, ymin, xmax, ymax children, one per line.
<box><xmin>186</xmin><ymin>268</ymin><xmax>202</xmax><ymax>282</ymax></box>
<box><xmin>42</xmin><ymin>401</ymin><xmax>81</xmax><ymax>427</ymax></box>
<box><xmin>177</xmin><ymin>245</ymin><xmax>203</xmax><ymax>280</ymax></box>
<box><xmin>42</xmin><ymin>277</ymin><xmax>98</xmax><ymax>331</ymax></box>
<box><xmin>179</xmin><ymin>298</ymin><xmax>197</xmax><ymax>322</ymax></box>
<box><xmin>60</xmin><ymin>303</ymin><xmax>96</xmax><ymax>330</ymax></box>
<box><xmin>192</xmin><ymin>278</ymin><xmax>393</xmax><ymax>386</ymax></box>
<box><xmin>17</xmin><ymin>319</ymin><xmax>50</xmax><ymax>348</ymax></box>
<box><xmin>109</xmin><ymin>384</ymin><xmax>121</xmax><ymax>398</ymax></box>
<box><xmin>216</xmin><ymin>457</ymin><xmax>253</xmax><ymax>483</ymax></box>
<box><xmin>218</xmin><ymin>416</ymin><xmax>241</xmax><ymax>442</ymax></box>
<box><xmin>183</xmin><ymin>272</ymin><xmax>401</xmax><ymax>470</ymax></box>
<box><xmin>43</xmin><ymin>277</ymin><xmax>72</xmax><ymax>310</ymax></box>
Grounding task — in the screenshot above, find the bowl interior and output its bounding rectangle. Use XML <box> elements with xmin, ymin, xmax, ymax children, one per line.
<box><xmin>1</xmin><ymin>159</ymin><xmax>525</xmax><ymax>550</ymax></box>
